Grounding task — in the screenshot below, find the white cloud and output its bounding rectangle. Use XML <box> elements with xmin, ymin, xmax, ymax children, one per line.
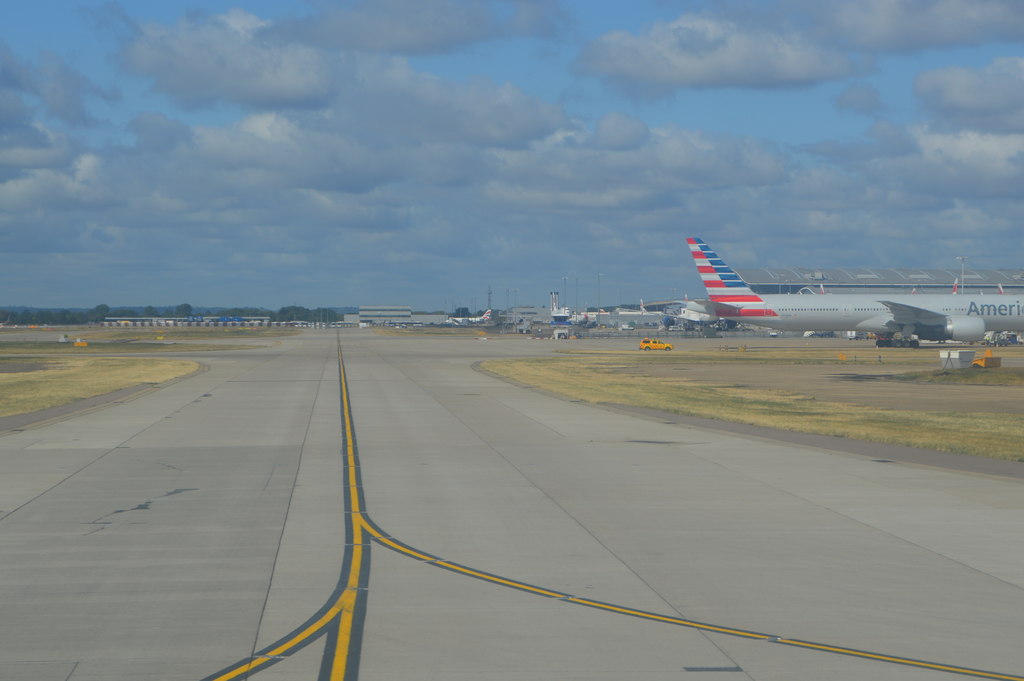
<box><xmin>0</xmin><ymin>41</ymin><xmax>115</xmax><ymax>127</ymax></box>
<box><xmin>915</xmin><ymin>58</ymin><xmax>1024</xmax><ymax>132</ymax></box>
<box><xmin>819</xmin><ymin>0</ymin><xmax>1024</xmax><ymax>51</ymax></box>
<box><xmin>806</xmin><ymin>120</ymin><xmax>1024</xmax><ymax>199</ymax></box>
<box><xmin>913</xmin><ymin>126</ymin><xmax>1024</xmax><ymax>185</ymax></box>
<box><xmin>576</xmin><ymin>14</ymin><xmax>854</xmax><ymax>96</ymax></box>
<box><xmin>272</xmin><ymin>0</ymin><xmax>565</xmax><ymax>54</ymax></box>
<box><xmin>485</xmin><ymin>124</ymin><xmax>788</xmax><ymax>214</ymax></box>
<box><xmin>0</xmin><ymin>122</ymin><xmax>75</xmax><ymax>173</ymax></box>
<box><xmin>0</xmin><ymin>152</ymin><xmax>109</xmax><ymax>211</ymax></box>
<box><xmin>120</xmin><ymin>9</ymin><xmax>335</xmax><ymax>109</ymax></box>
<box><xmin>591</xmin><ymin>112</ymin><xmax>650</xmax><ymax>150</ymax></box>
<box><xmin>334</xmin><ymin>55</ymin><xmax>569</xmax><ymax>149</ymax></box>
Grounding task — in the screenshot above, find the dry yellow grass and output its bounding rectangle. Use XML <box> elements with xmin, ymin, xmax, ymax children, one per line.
<box><xmin>0</xmin><ymin>357</ymin><xmax>198</xmax><ymax>417</ymax></box>
<box><xmin>0</xmin><ymin>341</ymin><xmax>253</xmax><ymax>354</ymax></box>
<box><xmin>481</xmin><ymin>353</ymin><xmax>1024</xmax><ymax>462</ymax></box>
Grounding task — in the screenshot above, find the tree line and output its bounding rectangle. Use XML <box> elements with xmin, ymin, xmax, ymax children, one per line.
<box><xmin>0</xmin><ymin>304</ymin><xmax>345</xmax><ymax>326</ymax></box>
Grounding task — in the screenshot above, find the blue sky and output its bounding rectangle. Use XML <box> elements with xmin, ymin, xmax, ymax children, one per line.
<box><xmin>2</xmin><ymin>0</ymin><xmax>1023</xmax><ymax>312</ymax></box>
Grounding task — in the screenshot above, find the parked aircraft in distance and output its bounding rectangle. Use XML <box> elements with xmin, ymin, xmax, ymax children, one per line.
<box><xmin>613</xmin><ymin>300</ymin><xmax>659</xmax><ymax>316</ymax></box>
<box><xmin>662</xmin><ymin>296</ymin><xmax>714</xmax><ymax>325</ymax></box>
<box><xmin>449</xmin><ymin>309</ymin><xmax>492</xmax><ymax>325</ymax></box>
<box><xmin>687</xmin><ymin>237</ymin><xmax>1024</xmax><ymax>347</ymax></box>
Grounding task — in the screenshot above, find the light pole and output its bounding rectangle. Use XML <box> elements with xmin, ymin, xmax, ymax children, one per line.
<box><xmin>597</xmin><ymin>273</ymin><xmax>603</xmax><ymax>327</ymax></box>
<box><xmin>956</xmin><ymin>256</ymin><xmax>967</xmax><ymax>295</ymax></box>
<box><xmin>512</xmin><ymin>288</ymin><xmax>518</xmax><ymax>333</ymax></box>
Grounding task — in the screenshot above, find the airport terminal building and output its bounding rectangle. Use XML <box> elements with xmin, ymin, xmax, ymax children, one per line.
<box><xmin>734</xmin><ymin>267</ymin><xmax>1024</xmax><ymax>295</ymax></box>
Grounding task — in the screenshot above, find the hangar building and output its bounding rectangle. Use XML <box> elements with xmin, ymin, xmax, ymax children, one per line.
<box><xmin>734</xmin><ymin>267</ymin><xmax>1024</xmax><ymax>295</ymax></box>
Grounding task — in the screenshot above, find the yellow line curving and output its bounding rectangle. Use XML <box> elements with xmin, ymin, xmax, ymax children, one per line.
<box><xmin>203</xmin><ymin>345</ymin><xmax>1024</xmax><ymax>681</ymax></box>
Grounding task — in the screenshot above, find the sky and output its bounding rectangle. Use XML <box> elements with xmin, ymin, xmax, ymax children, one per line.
<box><xmin>2</xmin><ymin>0</ymin><xmax>1023</xmax><ymax>312</ymax></box>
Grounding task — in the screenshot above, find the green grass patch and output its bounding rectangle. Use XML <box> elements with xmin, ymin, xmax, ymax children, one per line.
<box><xmin>482</xmin><ymin>353</ymin><xmax>1024</xmax><ymax>462</ymax></box>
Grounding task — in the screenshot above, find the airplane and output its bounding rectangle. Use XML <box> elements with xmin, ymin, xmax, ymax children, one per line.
<box><xmin>662</xmin><ymin>296</ymin><xmax>715</xmax><ymax>325</ymax></box>
<box><xmin>611</xmin><ymin>300</ymin><xmax>650</xmax><ymax>316</ymax></box>
<box><xmin>687</xmin><ymin>237</ymin><xmax>1024</xmax><ymax>347</ymax></box>
<box><xmin>449</xmin><ymin>309</ymin><xmax>492</xmax><ymax>325</ymax></box>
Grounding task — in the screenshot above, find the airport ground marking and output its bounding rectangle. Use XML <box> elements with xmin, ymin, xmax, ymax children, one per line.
<box><xmin>199</xmin><ymin>348</ymin><xmax>368</xmax><ymax>681</ymax></box>
<box><xmin>360</xmin><ymin>510</ymin><xmax>1024</xmax><ymax>679</ymax></box>
<box><xmin>203</xmin><ymin>343</ymin><xmax>1024</xmax><ymax>681</ymax></box>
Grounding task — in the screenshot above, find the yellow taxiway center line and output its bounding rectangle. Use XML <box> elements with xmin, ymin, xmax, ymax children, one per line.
<box><xmin>206</xmin><ymin>346</ymin><xmax>1024</xmax><ymax>681</ymax></box>
<box><xmin>203</xmin><ymin>349</ymin><xmax>369</xmax><ymax>681</ymax></box>
<box><xmin>328</xmin><ymin>523</ymin><xmax>365</xmax><ymax>681</ymax></box>
<box><xmin>335</xmin><ymin>346</ymin><xmax>1024</xmax><ymax>681</ymax></box>
<box><xmin>327</xmin><ymin>351</ymin><xmax>369</xmax><ymax>680</ymax></box>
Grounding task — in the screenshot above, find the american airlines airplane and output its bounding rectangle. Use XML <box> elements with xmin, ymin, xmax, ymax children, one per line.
<box><xmin>687</xmin><ymin>237</ymin><xmax>1024</xmax><ymax>347</ymax></box>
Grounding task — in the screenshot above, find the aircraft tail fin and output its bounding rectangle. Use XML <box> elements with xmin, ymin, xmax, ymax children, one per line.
<box><xmin>686</xmin><ymin>237</ymin><xmax>776</xmax><ymax>318</ymax></box>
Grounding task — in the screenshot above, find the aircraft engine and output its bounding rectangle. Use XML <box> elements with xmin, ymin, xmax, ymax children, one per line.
<box><xmin>915</xmin><ymin>315</ymin><xmax>986</xmax><ymax>341</ymax></box>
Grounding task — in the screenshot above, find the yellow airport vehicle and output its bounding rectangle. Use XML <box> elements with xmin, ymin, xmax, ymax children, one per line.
<box><xmin>639</xmin><ymin>338</ymin><xmax>672</xmax><ymax>351</ymax></box>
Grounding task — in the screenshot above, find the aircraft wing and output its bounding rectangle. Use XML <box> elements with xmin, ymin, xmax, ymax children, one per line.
<box><xmin>877</xmin><ymin>300</ymin><xmax>948</xmax><ymax>327</ymax></box>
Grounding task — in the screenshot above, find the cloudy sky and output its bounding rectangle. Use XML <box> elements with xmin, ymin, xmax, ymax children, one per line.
<box><xmin>2</xmin><ymin>0</ymin><xmax>1023</xmax><ymax>312</ymax></box>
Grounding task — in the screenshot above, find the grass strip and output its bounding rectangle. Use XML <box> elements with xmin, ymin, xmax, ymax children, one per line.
<box><xmin>0</xmin><ymin>341</ymin><xmax>256</xmax><ymax>354</ymax></box>
<box><xmin>481</xmin><ymin>354</ymin><xmax>1024</xmax><ymax>462</ymax></box>
<box><xmin>0</xmin><ymin>357</ymin><xmax>198</xmax><ymax>417</ymax></box>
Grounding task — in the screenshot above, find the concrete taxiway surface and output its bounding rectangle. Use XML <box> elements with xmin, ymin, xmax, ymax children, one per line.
<box><xmin>0</xmin><ymin>329</ymin><xmax>1021</xmax><ymax>680</ymax></box>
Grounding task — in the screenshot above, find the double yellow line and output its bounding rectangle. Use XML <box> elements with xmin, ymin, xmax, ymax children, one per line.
<box><xmin>201</xmin><ymin>350</ymin><xmax>369</xmax><ymax>681</ymax></box>
<box><xmin>203</xmin><ymin>347</ymin><xmax>1024</xmax><ymax>681</ymax></box>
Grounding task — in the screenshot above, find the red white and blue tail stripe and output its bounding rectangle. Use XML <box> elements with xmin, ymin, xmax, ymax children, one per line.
<box><xmin>687</xmin><ymin>237</ymin><xmax>777</xmax><ymax>318</ymax></box>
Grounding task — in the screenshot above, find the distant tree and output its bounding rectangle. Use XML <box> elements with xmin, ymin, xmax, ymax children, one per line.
<box><xmin>110</xmin><ymin>307</ymin><xmax>139</xmax><ymax>317</ymax></box>
<box><xmin>274</xmin><ymin>306</ymin><xmax>311</xmax><ymax>322</ymax></box>
<box><xmin>453</xmin><ymin>306</ymin><xmax>470</xmax><ymax>318</ymax></box>
<box><xmin>143</xmin><ymin>306</ymin><xmax>159</xmax><ymax>317</ymax></box>
<box><xmin>89</xmin><ymin>304</ymin><xmax>111</xmax><ymax>323</ymax></box>
<box><xmin>174</xmin><ymin>303</ymin><xmax>193</xmax><ymax>317</ymax></box>
<box><xmin>54</xmin><ymin>310</ymin><xmax>77</xmax><ymax>325</ymax></box>
<box><xmin>35</xmin><ymin>310</ymin><xmax>57</xmax><ymax>325</ymax></box>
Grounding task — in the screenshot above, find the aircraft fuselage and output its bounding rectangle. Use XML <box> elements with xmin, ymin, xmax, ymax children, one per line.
<box><xmin>714</xmin><ymin>294</ymin><xmax>1024</xmax><ymax>341</ymax></box>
